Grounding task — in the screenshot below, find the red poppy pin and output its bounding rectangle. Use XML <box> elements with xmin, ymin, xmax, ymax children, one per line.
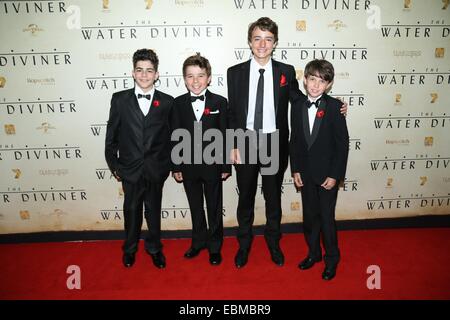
<box><xmin>152</xmin><ymin>100</ymin><xmax>160</xmax><ymax>107</ymax></box>
<box><xmin>203</xmin><ymin>108</ymin><xmax>210</xmax><ymax>115</ymax></box>
<box><xmin>316</xmin><ymin>110</ymin><xmax>325</xmax><ymax>118</ymax></box>
<box><xmin>280</xmin><ymin>74</ymin><xmax>287</xmax><ymax>87</ymax></box>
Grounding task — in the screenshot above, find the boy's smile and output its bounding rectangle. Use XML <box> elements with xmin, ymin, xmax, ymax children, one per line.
<box><xmin>303</xmin><ymin>74</ymin><xmax>332</xmax><ymax>99</ymax></box>
<box><xmin>184</xmin><ymin>65</ymin><xmax>211</xmax><ymax>96</ymax></box>
<box><xmin>249</xmin><ymin>27</ymin><xmax>276</xmax><ymax>65</ymax></box>
<box><xmin>132</xmin><ymin>60</ymin><xmax>158</xmax><ymax>93</ymax></box>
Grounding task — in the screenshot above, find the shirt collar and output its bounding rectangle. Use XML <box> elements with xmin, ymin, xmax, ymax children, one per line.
<box><xmin>307</xmin><ymin>94</ymin><xmax>323</xmax><ymax>103</ymax></box>
<box><xmin>190</xmin><ymin>89</ymin><xmax>207</xmax><ymax>98</ymax></box>
<box><xmin>135</xmin><ymin>85</ymin><xmax>155</xmax><ymax>97</ymax></box>
<box><xmin>250</xmin><ymin>57</ymin><xmax>272</xmax><ymax>73</ymax></box>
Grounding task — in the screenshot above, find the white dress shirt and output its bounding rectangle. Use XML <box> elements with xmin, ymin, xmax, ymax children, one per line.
<box><xmin>134</xmin><ymin>85</ymin><xmax>155</xmax><ymax>116</ymax></box>
<box><xmin>307</xmin><ymin>95</ymin><xmax>322</xmax><ymax>134</ymax></box>
<box><xmin>191</xmin><ymin>89</ymin><xmax>207</xmax><ymax>122</ymax></box>
<box><xmin>246</xmin><ymin>58</ymin><xmax>276</xmax><ymax>133</ymax></box>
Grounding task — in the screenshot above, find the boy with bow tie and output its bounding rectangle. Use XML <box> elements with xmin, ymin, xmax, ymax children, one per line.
<box><xmin>105</xmin><ymin>49</ymin><xmax>173</xmax><ymax>269</ymax></box>
<box><xmin>290</xmin><ymin>59</ymin><xmax>349</xmax><ymax>280</ymax></box>
<box><xmin>171</xmin><ymin>53</ymin><xmax>231</xmax><ymax>265</ymax></box>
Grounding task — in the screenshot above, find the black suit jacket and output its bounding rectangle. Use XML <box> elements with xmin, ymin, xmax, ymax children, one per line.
<box><xmin>289</xmin><ymin>93</ymin><xmax>349</xmax><ymax>185</ymax></box>
<box><xmin>105</xmin><ymin>88</ymin><xmax>174</xmax><ymax>183</ymax></box>
<box><xmin>227</xmin><ymin>59</ymin><xmax>303</xmax><ymax>170</ymax></box>
<box><xmin>171</xmin><ymin>90</ymin><xmax>231</xmax><ymax>181</ymax></box>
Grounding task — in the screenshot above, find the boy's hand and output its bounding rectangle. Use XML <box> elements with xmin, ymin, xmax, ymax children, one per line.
<box><xmin>292</xmin><ymin>172</ymin><xmax>303</xmax><ymax>188</ymax></box>
<box><xmin>338</xmin><ymin>99</ymin><xmax>348</xmax><ymax>116</ymax></box>
<box><xmin>173</xmin><ymin>172</ymin><xmax>183</xmax><ymax>183</ymax></box>
<box><xmin>321</xmin><ymin>177</ymin><xmax>336</xmax><ymax>190</ymax></box>
<box><xmin>113</xmin><ymin>171</ymin><xmax>121</xmax><ymax>182</ymax></box>
<box><xmin>222</xmin><ymin>173</ymin><xmax>231</xmax><ymax>181</ymax></box>
<box><xmin>230</xmin><ymin>148</ymin><xmax>241</xmax><ymax>164</ymax></box>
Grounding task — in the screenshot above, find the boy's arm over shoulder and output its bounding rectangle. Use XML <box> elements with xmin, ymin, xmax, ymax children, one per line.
<box><xmin>283</xmin><ymin>63</ymin><xmax>304</xmax><ymax>103</ymax></box>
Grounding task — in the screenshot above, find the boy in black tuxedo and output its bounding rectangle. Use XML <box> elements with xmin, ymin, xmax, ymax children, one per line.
<box><xmin>105</xmin><ymin>49</ymin><xmax>173</xmax><ymax>269</ymax></box>
<box><xmin>171</xmin><ymin>53</ymin><xmax>231</xmax><ymax>265</ymax></box>
<box><xmin>290</xmin><ymin>59</ymin><xmax>349</xmax><ymax>280</ymax></box>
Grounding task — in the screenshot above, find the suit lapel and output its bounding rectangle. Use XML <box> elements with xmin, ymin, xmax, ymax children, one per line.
<box><xmin>309</xmin><ymin>98</ymin><xmax>326</xmax><ymax>148</ymax></box>
<box><xmin>183</xmin><ymin>93</ymin><xmax>197</xmax><ymax>122</ymax></box>
<box><xmin>199</xmin><ymin>90</ymin><xmax>212</xmax><ymax>122</ymax></box>
<box><xmin>272</xmin><ymin>60</ymin><xmax>280</xmax><ymax>116</ymax></box>
<box><xmin>129</xmin><ymin>89</ymin><xmax>144</xmax><ymax>119</ymax></box>
<box><xmin>301</xmin><ymin>101</ymin><xmax>312</xmax><ymax>148</ymax></box>
<box><xmin>241</xmin><ymin>61</ymin><xmax>250</xmax><ymax>119</ymax></box>
<box><xmin>147</xmin><ymin>90</ymin><xmax>159</xmax><ymax>118</ymax></box>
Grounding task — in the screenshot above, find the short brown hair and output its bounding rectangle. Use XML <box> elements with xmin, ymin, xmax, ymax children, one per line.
<box><xmin>247</xmin><ymin>17</ymin><xmax>278</xmax><ymax>44</ymax></box>
<box><xmin>304</xmin><ymin>59</ymin><xmax>335</xmax><ymax>82</ymax></box>
<box><xmin>132</xmin><ymin>48</ymin><xmax>159</xmax><ymax>71</ymax></box>
<box><xmin>182</xmin><ymin>53</ymin><xmax>212</xmax><ymax>77</ymax></box>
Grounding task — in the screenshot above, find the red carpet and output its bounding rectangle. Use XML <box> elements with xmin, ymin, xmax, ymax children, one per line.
<box><xmin>1</xmin><ymin>228</ymin><xmax>449</xmax><ymax>300</ymax></box>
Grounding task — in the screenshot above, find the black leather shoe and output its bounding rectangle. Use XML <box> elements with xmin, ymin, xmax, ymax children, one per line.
<box><xmin>209</xmin><ymin>253</ymin><xmax>222</xmax><ymax>265</ymax></box>
<box><xmin>150</xmin><ymin>251</ymin><xmax>166</xmax><ymax>269</ymax></box>
<box><xmin>122</xmin><ymin>253</ymin><xmax>135</xmax><ymax>268</ymax></box>
<box><xmin>298</xmin><ymin>256</ymin><xmax>321</xmax><ymax>270</ymax></box>
<box><xmin>270</xmin><ymin>248</ymin><xmax>285</xmax><ymax>266</ymax></box>
<box><xmin>184</xmin><ymin>247</ymin><xmax>205</xmax><ymax>259</ymax></box>
<box><xmin>322</xmin><ymin>265</ymin><xmax>337</xmax><ymax>281</ymax></box>
<box><xmin>234</xmin><ymin>249</ymin><xmax>249</xmax><ymax>268</ymax></box>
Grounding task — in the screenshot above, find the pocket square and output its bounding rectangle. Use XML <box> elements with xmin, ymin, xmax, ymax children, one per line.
<box><xmin>209</xmin><ymin>110</ymin><xmax>220</xmax><ymax>114</ymax></box>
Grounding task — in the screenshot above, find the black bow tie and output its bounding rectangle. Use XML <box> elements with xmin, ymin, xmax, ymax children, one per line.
<box><xmin>307</xmin><ymin>98</ymin><xmax>320</xmax><ymax>109</ymax></box>
<box><xmin>190</xmin><ymin>95</ymin><xmax>205</xmax><ymax>102</ymax></box>
<box><xmin>138</xmin><ymin>93</ymin><xmax>151</xmax><ymax>100</ymax></box>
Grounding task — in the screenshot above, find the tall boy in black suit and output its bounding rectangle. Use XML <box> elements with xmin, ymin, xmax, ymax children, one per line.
<box><xmin>227</xmin><ymin>17</ymin><xmax>348</xmax><ymax>269</ymax></box>
<box><xmin>290</xmin><ymin>59</ymin><xmax>349</xmax><ymax>280</ymax></box>
<box><xmin>171</xmin><ymin>53</ymin><xmax>231</xmax><ymax>265</ymax></box>
<box><xmin>105</xmin><ymin>49</ymin><xmax>173</xmax><ymax>269</ymax></box>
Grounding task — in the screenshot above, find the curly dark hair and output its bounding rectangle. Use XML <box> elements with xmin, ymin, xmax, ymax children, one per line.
<box><xmin>132</xmin><ymin>48</ymin><xmax>159</xmax><ymax>71</ymax></box>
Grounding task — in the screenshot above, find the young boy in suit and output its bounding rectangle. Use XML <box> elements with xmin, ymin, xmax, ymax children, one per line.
<box><xmin>171</xmin><ymin>53</ymin><xmax>231</xmax><ymax>265</ymax></box>
<box><xmin>290</xmin><ymin>59</ymin><xmax>349</xmax><ymax>280</ymax></box>
<box><xmin>105</xmin><ymin>49</ymin><xmax>173</xmax><ymax>269</ymax></box>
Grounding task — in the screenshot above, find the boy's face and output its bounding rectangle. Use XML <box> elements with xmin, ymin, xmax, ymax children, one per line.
<box><xmin>132</xmin><ymin>60</ymin><xmax>158</xmax><ymax>92</ymax></box>
<box><xmin>184</xmin><ymin>65</ymin><xmax>211</xmax><ymax>96</ymax></box>
<box><xmin>303</xmin><ymin>74</ymin><xmax>332</xmax><ymax>99</ymax></box>
<box><xmin>249</xmin><ymin>27</ymin><xmax>276</xmax><ymax>65</ymax></box>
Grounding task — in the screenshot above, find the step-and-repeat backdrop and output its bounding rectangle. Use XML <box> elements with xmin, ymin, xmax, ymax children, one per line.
<box><xmin>1</xmin><ymin>0</ymin><xmax>449</xmax><ymax>234</ymax></box>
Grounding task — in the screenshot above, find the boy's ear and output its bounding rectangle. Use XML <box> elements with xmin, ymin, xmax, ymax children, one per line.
<box><xmin>303</xmin><ymin>76</ymin><xmax>307</xmax><ymax>86</ymax></box>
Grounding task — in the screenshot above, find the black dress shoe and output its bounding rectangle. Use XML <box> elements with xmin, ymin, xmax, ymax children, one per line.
<box><xmin>234</xmin><ymin>249</ymin><xmax>249</xmax><ymax>268</ymax></box>
<box><xmin>150</xmin><ymin>251</ymin><xmax>166</xmax><ymax>269</ymax></box>
<box><xmin>322</xmin><ymin>265</ymin><xmax>337</xmax><ymax>281</ymax></box>
<box><xmin>122</xmin><ymin>253</ymin><xmax>135</xmax><ymax>268</ymax></box>
<box><xmin>184</xmin><ymin>247</ymin><xmax>205</xmax><ymax>259</ymax></box>
<box><xmin>298</xmin><ymin>256</ymin><xmax>321</xmax><ymax>270</ymax></box>
<box><xmin>270</xmin><ymin>248</ymin><xmax>285</xmax><ymax>267</ymax></box>
<box><xmin>209</xmin><ymin>253</ymin><xmax>222</xmax><ymax>265</ymax></box>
